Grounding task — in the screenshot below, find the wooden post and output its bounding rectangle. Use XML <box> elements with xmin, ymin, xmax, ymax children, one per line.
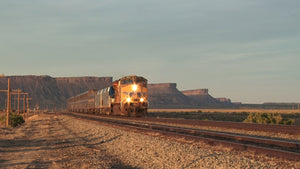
<box><xmin>6</xmin><ymin>78</ymin><xmax>11</xmax><ymax>127</ymax></box>
<box><xmin>17</xmin><ymin>89</ymin><xmax>20</xmax><ymax>114</ymax></box>
<box><xmin>23</xmin><ymin>95</ymin><xmax>26</xmax><ymax>118</ymax></box>
<box><xmin>14</xmin><ymin>94</ymin><xmax>16</xmax><ymax>110</ymax></box>
<box><xmin>26</xmin><ymin>94</ymin><xmax>29</xmax><ymax>119</ymax></box>
<box><xmin>4</xmin><ymin>99</ymin><xmax>6</xmax><ymax>111</ymax></box>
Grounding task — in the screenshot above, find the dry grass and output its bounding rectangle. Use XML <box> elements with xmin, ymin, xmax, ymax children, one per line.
<box><xmin>149</xmin><ymin>109</ymin><xmax>201</xmax><ymax>113</ymax></box>
<box><xmin>0</xmin><ymin>113</ymin><xmax>6</xmax><ymax>127</ymax></box>
<box><xmin>148</xmin><ymin>108</ymin><xmax>300</xmax><ymax>114</ymax></box>
<box><xmin>148</xmin><ymin>109</ymin><xmax>300</xmax><ymax>125</ymax></box>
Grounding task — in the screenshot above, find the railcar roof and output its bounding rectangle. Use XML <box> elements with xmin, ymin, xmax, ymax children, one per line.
<box><xmin>113</xmin><ymin>75</ymin><xmax>147</xmax><ymax>83</ymax></box>
<box><xmin>67</xmin><ymin>89</ymin><xmax>98</xmax><ymax>99</ymax></box>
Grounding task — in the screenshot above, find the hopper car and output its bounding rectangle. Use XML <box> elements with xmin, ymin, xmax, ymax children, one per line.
<box><xmin>67</xmin><ymin>75</ymin><xmax>148</xmax><ymax>117</ymax></box>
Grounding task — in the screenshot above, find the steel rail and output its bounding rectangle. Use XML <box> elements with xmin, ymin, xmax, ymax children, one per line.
<box><xmin>139</xmin><ymin>117</ymin><xmax>300</xmax><ymax>134</ymax></box>
<box><xmin>66</xmin><ymin>112</ymin><xmax>300</xmax><ymax>161</ymax></box>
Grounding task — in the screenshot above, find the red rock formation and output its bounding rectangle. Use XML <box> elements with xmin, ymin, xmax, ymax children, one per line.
<box><xmin>181</xmin><ymin>89</ymin><xmax>222</xmax><ymax>107</ymax></box>
<box><xmin>216</xmin><ymin>98</ymin><xmax>232</xmax><ymax>103</ymax></box>
<box><xmin>56</xmin><ymin>77</ymin><xmax>112</xmax><ymax>100</ymax></box>
<box><xmin>182</xmin><ymin>89</ymin><xmax>208</xmax><ymax>96</ymax></box>
<box><xmin>148</xmin><ymin>83</ymin><xmax>190</xmax><ymax>108</ymax></box>
<box><xmin>0</xmin><ymin>76</ymin><xmax>112</xmax><ymax>110</ymax></box>
<box><xmin>0</xmin><ymin>76</ymin><xmax>232</xmax><ymax>110</ymax></box>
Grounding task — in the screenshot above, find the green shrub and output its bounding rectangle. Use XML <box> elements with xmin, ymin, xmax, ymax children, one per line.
<box><xmin>9</xmin><ymin>113</ymin><xmax>25</xmax><ymax>127</ymax></box>
<box><xmin>244</xmin><ymin>113</ymin><xmax>294</xmax><ymax>125</ymax></box>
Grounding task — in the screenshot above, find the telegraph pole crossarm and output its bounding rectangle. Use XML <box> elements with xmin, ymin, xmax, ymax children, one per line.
<box><xmin>11</xmin><ymin>89</ymin><xmax>22</xmax><ymax>114</ymax></box>
<box><xmin>0</xmin><ymin>78</ymin><xmax>30</xmax><ymax>127</ymax></box>
<box><xmin>0</xmin><ymin>79</ymin><xmax>11</xmax><ymax>127</ymax></box>
<box><xmin>11</xmin><ymin>90</ymin><xmax>30</xmax><ymax>116</ymax></box>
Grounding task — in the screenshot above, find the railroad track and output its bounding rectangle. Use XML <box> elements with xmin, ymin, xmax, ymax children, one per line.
<box><xmin>65</xmin><ymin>112</ymin><xmax>300</xmax><ymax>161</ymax></box>
<box><xmin>136</xmin><ymin>117</ymin><xmax>300</xmax><ymax>135</ymax></box>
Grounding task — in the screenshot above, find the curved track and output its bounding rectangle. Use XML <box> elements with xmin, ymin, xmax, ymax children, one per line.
<box><xmin>65</xmin><ymin>112</ymin><xmax>300</xmax><ymax>161</ymax></box>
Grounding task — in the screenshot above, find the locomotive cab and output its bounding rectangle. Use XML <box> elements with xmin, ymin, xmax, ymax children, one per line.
<box><xmin>118</xmin><ymin>76</ymin><xmax>148</xmax><ymax>116</ymax></box>
<box><xmin>68</xmin><ymin>75</ymin><xmax>148</xmax><ymax>117</ymax></box>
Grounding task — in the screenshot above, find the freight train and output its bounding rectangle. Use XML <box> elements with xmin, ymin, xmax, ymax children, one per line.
<box><xmin>67</xmin><ymin>75</ymin><xmax>148</xmax><ymax>117</ymax></box>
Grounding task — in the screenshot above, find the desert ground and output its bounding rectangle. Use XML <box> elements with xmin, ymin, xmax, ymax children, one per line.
<box><xmin>0</xmin><ymin>113</ymin><xmax>299</xmax><ymax>169</ymax></box>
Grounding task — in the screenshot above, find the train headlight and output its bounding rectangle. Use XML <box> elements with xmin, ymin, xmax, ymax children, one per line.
<box><xmin>132</xmin><ymin>84</ymin><xmax>138</xmax><ymax>91</ymax></box>
<box><xmin>140</xmin><ymin>98</ymin><xmax>144</xmax><ymax>102</ymax></box>
<box><xmin>126</xmin><ymin>98</ymin><xmax>131</xmax><ymax>102</ymax></box>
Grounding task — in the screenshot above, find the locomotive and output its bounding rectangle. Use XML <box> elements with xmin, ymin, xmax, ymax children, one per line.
<box><xmin>67</xmin><ymin>75</ymin><xmax>148</xmax><ymax>117</ymax></box>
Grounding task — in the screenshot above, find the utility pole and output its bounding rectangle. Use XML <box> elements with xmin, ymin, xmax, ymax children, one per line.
<box><xmin>0</xmin><ymin>78</ymin><xmax>11</xmax><ymax>127</ymax></box>
<box><xmin>11</xmin><ymin>91</ymin><xmax>31</xmax><ymax>119</ymax></box>
<box><xmin>14</xmin><ymin>94</ymin><xmax>16</xmax><ymax>110</ymax></box>
<box><xmin>1</xmin><ymin>79</ymin><xmax>31</xmax><ymax>127</ymax></box>
<box><xmin>11</xmin><ymin>89</ymin><xmax>22</xmax><ymax>114</ymax></box>
<box><xmin>23</xmin><ymin>95</ymin><xmax>25</xmax><ymax>118</ymax></box>
<box><xmin>26</xmin><ymin>94</ymin><xmax>31</xmax><ymax>120</ymax></box>
<box><xmin>6</xmin><ymin>78</ymin><xmax>11</xmax><ymax>127</ymax></box>
<box><xmin>18</xmin><ymin>89</ymin><xmax>20</xmax><ymax>114</ymax></box>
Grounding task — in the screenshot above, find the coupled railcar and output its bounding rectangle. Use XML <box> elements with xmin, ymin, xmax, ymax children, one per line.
<box><xmin>67</xmin><ymin>75</ymin><xmax>148</xmax><ymax>117</ymax></box>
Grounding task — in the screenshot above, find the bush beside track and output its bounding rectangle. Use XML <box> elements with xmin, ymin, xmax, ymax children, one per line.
<box><xmin>147</xmin><ymin>109</ymin><xmax>300</xmax><ymax>125</ymax></box>
<box><xmin>244</xmin><ymin>113</ymin><xmax>294</xmax><ymax>125</ymax></box>
<box><xmin>0</xmin><ymin>112</ymin><xmax>25</xmax><ymax>127</ymax></box>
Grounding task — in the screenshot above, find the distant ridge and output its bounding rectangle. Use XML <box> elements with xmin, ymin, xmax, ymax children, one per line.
<box><xmin>148</xmin><ymin>83</ymin><xmax>190</xmax><ymax>108</ymax></box>
<box><xmin>0</xmin><ymin>76</ymin><xmax>112</xmax><ymax>110</ymax></box>
<box><xmin>0</xmin><ymin>75</ymin><xmax>232</xmax><ymax>110</ymax></box>
<box><xmin>148</xmin><ymin>84</ymin><xmax>231</xmax><ymax>108</ymax></box>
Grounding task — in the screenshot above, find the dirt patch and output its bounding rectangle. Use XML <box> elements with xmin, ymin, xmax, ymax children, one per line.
<box><xmin>0</xmin><ymin>113</ymin><xmax>299</xmax><ymax>168</ymax></box>
<box><xmin>0</xmin><ymin>114</ymin><xmax>132</xmax><ymax>169</ymax></box>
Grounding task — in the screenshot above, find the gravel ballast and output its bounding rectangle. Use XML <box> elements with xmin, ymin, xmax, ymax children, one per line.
<box><xmin>0</xmin><ymin>113</ymin><xmax>299</xmax><ymax>168</ymax></box>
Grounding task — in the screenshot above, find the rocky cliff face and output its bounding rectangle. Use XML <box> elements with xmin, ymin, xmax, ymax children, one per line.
<box><xmin>0</xmin><ymin>76</ymin><xmax>112</xmax><ymax>110</ymax></box>
<box><xmin>182</xmin><ymin>89</ymin><xmax>208</xmax><ymax>95</ymax></box>
<box><xmin>148</xmin><ymin>84</ymin><xmax>230</xmax><ymax>108</ymax></box>
<box><xmin>0</xmin><ymin>75</ymin><xmax>231</xmax><ymax>110</ymax></box>
<box><xmin>181</xmin><ymin>89</ymin><xmax>221</xmax><ymax>106</ymax></box>
<box><xmin>56</xmin><ymin>77</ymin><xmax>112</xmax><ymax>101</ymax></box>
<box><xmin>148</xmin><ymin>83</ymin><xmax>190</xmax><ymax>108</ymax></box>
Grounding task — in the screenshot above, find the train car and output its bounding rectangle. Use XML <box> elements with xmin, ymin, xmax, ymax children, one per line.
<box><xmin>67</xmin><ymin>89</ymin><xmax>97</xmax><ymax>113</ymax></box>
<box><xmin>68</xmin><ymin>75</ymin><xmax>148</xmax><ymax>117</ymax></box>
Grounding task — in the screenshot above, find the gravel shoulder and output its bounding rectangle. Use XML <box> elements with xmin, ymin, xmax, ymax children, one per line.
<box><xmin>0</xmin><ymin>113</ymin><xmax>299</xmax><ymax>169</ymax></box>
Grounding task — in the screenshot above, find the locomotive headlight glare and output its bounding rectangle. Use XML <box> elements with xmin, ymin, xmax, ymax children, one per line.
<box><xmin>140</xmin><ymin>98</ymin><xmax>144</xmax><ymax>102</ymax></box>
<box><xmin>132</xmin><ymin>84</ymin><xmax>138</xmax><ymax>91</ymax></box>
<box><xmin>126</xmin><ymin>98</ymin><xmax>131</xmax><ymax>102</ymax></box>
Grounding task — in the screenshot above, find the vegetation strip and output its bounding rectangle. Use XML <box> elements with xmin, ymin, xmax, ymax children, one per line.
<box><xmin>144</xmin><ymin>117</ymin><xmax>300</xmax><ymax>134</ymax></box>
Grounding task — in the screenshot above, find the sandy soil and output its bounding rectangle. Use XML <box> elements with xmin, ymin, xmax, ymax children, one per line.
<box><xmin>0</xmin><ymin>113</ymin><xmax>299</xmax><ymax>169</ymax></box>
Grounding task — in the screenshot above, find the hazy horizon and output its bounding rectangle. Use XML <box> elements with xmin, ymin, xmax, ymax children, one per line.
<box><xmin>1</xmin><ymin>0</ymin><xmax>299</xmax><ymax>104</ymax></box>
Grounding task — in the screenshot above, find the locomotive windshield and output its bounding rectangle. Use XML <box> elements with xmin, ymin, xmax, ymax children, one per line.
<box><xmin>136</xmin><ymin>77</ymin><xmax>147</xmax><ymax>87</ymax></box>
<box><xmin>121</xmin><ymin>76</ymin><xmax>147</xmax><ymax>86</ymax></box>
<box><xmin>121</xmin><ymin>77</ymin><xmax>134</xmax><ymax>84</ymax></box>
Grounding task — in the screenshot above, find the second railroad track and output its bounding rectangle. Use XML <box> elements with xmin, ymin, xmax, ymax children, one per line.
<box><xmin>65</xmin><ymin>112</ymin><xmax>300</xmax><ymax>161</ymax></box>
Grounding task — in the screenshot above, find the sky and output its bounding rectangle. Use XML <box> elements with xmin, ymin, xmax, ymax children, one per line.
<box><xmin>0</xmin><ymin>0</ymin><xmax>299</xmax><ymax>104</ymax></box>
